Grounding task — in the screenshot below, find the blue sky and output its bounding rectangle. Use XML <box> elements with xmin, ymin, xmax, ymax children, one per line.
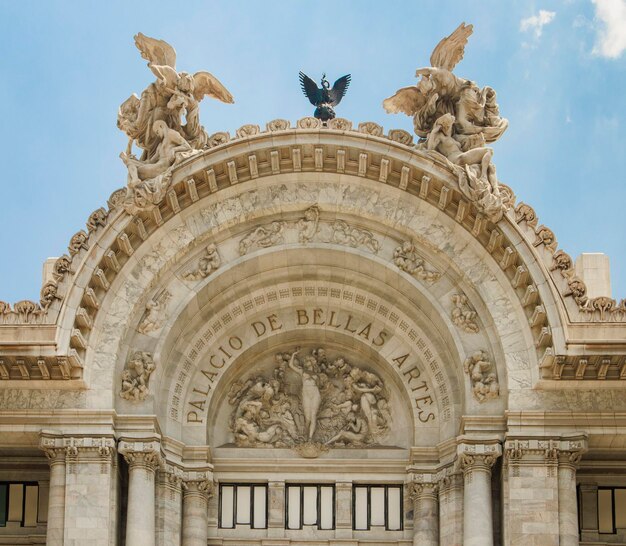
<box><xmin>0</xmin><ymin>0</ymin><xmax>624</xmax><ymax>301</ymax></box>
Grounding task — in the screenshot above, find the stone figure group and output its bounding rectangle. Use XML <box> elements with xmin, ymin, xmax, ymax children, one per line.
<box><xmin>463</xmin><ymin>350</ymin><xmax>499</xmax><ymax>402</ymax></box>
<box><xmin>120</xmin><ymin>351</ymin><xmax>156</xmax><ymax>401</ymax></box>
<box><xmin>384</xmin><ymin>23</ymin><xmax>509</xmax><ymax>221</ymax></box>
<box><xmin>227</xmin><ymin>347</ymin><xmax>391</xmax><ymax>450</ymax></box>
<box><xmin>118</xmin><ymin>33</ymin><xmax>234</xmax><ymax>213</ymax></box>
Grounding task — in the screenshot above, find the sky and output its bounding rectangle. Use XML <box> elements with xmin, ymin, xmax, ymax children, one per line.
<box><xmin>0</xmin><ymin>0</ymin><xmax>624</xmax><ymax>302</ymax></box>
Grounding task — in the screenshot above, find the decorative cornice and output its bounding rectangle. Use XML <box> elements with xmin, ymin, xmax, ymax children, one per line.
<box><xmin>503</xmin><ymin>436</ymin><xmax>587</xmax><ymax>466</ymax></box>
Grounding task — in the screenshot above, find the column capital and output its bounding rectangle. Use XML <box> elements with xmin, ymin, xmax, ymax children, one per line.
<box><xmin>503</xmin><ymin>435</ymin><xmax>587</xmax><ymax>466</ymax></box>
<box><xmin>40</xmin><ymin>432</ymin><xmax>116</xmax><ymax>463</ymax></box>
<box><xmin>409</xmin><ymin>481</ymin><xmax>439</xmax><ymax>501</ymax></box>
<box><xmin>119</xmin><ymin>439</ymin><xmax>162</xmax><ymax>472</ymax></box>
<box><xmin>160</xmin><ymin>463</ymin><xmax>184</xmax><ymax>490</ymax></box>
<box><xmin>458</xmin><ymin>441</ymin><xmax>501</xmax><ymax>474</ymax></box>
<box><xmin>182</xmin><ymin>469</ymin><xmax>215</xmax><ymax>498</ymax></box>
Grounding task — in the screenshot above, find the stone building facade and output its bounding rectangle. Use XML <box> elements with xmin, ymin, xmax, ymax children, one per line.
<box><xmin>1</xmin><ymin>27</ymin><xmax>626</xmax><ymax>546</ymax></box>
<box><xmin>0</xmin><ymin>118</ymin><xmax>625</xmax><ymax>545</ymax></box>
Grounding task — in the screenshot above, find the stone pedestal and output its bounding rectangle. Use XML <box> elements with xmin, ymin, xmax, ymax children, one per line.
<box><xmin>410</xmin><ymin>482</ymin><xmax>439</xmax><ymax>546</ymax></box>
<box><xmin>119</xmin><ymin>440</ymin><xmax>161</xmax><ymax>546</ymax></box>
<box><xmin>181</xmin><ymin>473</ymin><xmax>213</xmax><ymax>546</ymax></box>
<box><xmin>439</xmin><ymin>473</ymin><xmax>463</xmax><ymax>546</ymax></box>
<box><xmin>267</xmin><ymin>481</ymin><xmax>285</xmax><ymax>537</ymax></box>
<box><xmin>335</xmin><ymin>482</ymin><xmax>353</xmax><ymax>538</ymax></box>
<box><xmin>459</xmin><ymin>443</ymin><xmax>501</xmax><ymax>546</ymax></box>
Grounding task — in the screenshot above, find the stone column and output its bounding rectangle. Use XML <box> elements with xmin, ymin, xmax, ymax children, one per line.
<box><xmin>40</xmin><ymin>442</ymin><xmax>66</xmax><ymax>546</ymax></box>
<box><xmin>409</xmin><ymin>481</ymin><xmax>439</xmax><ymax>546</ymax></box>
<box><xmin>181</xmin><ymin>472</ymin><xmax>213</xmax><ymax>546</ymax></box>
<box><xmin>119</xmin><ymin>440</ymin><xmax>161</xmax><ymax>546</ymax></box>
<box><xmin>459</xmin><ymin>443</ymin><xmax>501</xmax><ymax>546</ymax></box>
<box><xmin>156</xmin><ymin>465</ymin><xmax>183</xmax><ymax>546</ymax></box>
<box><xmin>41</xmin><ymin>433</ymin><xmax>118</xmax><ymax>546</ymax></box>
<box><xmin>558</xmin><ymin>439</ymin><xmax>586</xmax><ymax>546</ymax></box>
<box><xmin>438</xmin><ymin>473</ymin><xmax>463</xmax><ymax>546</ymax></box>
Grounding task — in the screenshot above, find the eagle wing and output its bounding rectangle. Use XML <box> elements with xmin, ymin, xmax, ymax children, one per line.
<box><xmin>134</xmin><ymin>32</ymin><xmax>177</xmax><ymax>69</ymax></box>
<box><xmin>192</xmin><ymin>71</ymin><xmax>235</xmax><ymax>103</ymax></box>
<box><xmin>329</xmin><ymin>74</ymin><xmax>351</xmax><ymax>106</ymax></box>
<box><xmin>429</xmin><ymin>22</ymin><xmax>473</xmax><ymax>71</ymax></box>
<box><xmin>299</xmin><ymin>72</ymin><xmax>322</xmax><ymax>106</ymax></box>
<box><xmin>382</xmin><ymin>86</ymin><xmax>427</xmax><ymax>115</ymax></box>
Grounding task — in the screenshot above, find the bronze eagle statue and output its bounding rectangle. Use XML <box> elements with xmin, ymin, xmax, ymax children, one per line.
<box><xmin>299</xmin><ymin>72</ymin><xmax>351</xmax><ymax>122</ymax></box>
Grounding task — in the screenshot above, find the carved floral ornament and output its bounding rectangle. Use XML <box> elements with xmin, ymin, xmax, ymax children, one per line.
<box><xmin>227</xmin><ymin>347</ymin><xmax>392</xmax><ymax>457</ymax></box>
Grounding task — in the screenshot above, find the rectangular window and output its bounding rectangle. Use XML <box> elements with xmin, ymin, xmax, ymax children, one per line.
<box><xmin>218</xmin><ymin>484</ymin><xmax>267</xmax><ymax>529</ymax></box>
<box><xmin>285</xmin><ymin>484</ymin><xmax>335</xmax><ymax>530</ymax></box>
<box><xmin>597</xmin><ymin>487</ymin><xmax>626</xmax><ymax>534</ymax></box>
<box><xmin>0</xmin><ymin>482</ymin><xmax>38</xmax><ymax>528</ymax></box>
<box><xmin>353</xmin><ymin>484</ymin><xmax>403</xmax><ymax>531</ymax></box>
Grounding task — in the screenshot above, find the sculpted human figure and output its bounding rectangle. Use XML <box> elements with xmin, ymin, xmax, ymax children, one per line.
<box><xmin>120</xmin><ymin>120</ymin><xmax>193</xmax><ymax>187</ymax></box>
<box><xmin>288</xmin><ymin>349</ymin><xmax>322</xmax><ymax>440</ymax></box>
<box><xmin>325</xmin><ymin>412</ymin><xmax>369</xmax><ymax>445</ymax></box>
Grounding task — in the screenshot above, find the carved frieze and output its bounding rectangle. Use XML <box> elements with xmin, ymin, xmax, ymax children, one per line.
<box><xmin>297</xmin><ymin>206</ymin><xmax>320</xmax><ymax>243</ymax></box>
<box><xmin>330</xmin><ymin>220</ymin><xmax>380</xmax><ymax>253</ymax></box>
<box><xmin>239</xmin><ymin>221</ymin><xmax>285</xmax><ymax>255</ymax></box>
<box><xmin>182</xmin><ymin>244</ymin><xmax>221</xmax><ymax>281</ymax></box>
<box><xmin>228</xmin><ymin>347</ymin><xmax>391</xmax><ymax>454</ymax></box>
<box><xmin>393</xmin><ymin>241</ymin><xmax>441</xmax><ymax>282</ymax></box>
<box><xmin>463</xmin><ymin>350</ymin><xmax>499</xmax><ymax>402</ymax></box>
<box><xmin>120</xmin><ymin>351</ymin><xmax>156</xmax><ymax>401</ymax></box>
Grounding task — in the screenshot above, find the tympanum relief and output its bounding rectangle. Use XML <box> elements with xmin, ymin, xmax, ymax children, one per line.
<box><xmin>227</xmin><ymin>347</ymin><xmax>391</xmax><ymax>453</ymax></box>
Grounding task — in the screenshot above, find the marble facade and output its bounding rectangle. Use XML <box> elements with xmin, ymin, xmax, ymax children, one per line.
<box><xmin>1</xmin><ymin>27</ymin><xmax>626</xmax><ymax>546</ymax></box>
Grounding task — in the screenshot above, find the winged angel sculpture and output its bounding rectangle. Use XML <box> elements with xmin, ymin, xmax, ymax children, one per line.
<box><xmin>117</xmin><ymin>33</ymin><xmax>234</xmax><ymax>214</ymax></box>
<box><xmin>384</xmin><ymin>23</ymin><xmax>510</xmax><ymax>221</ymax></box>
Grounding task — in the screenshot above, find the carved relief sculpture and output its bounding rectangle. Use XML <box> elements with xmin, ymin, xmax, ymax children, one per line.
<box><xmin>239</xmin><ymin>222</ymin><xmax>285</xmax><ymax>255</ymax></box>
<box><xmin>393</xmin><ymin>241</ymin><xmax>441</xmax><ymax>282</ymax></box>
<box><xmin>182</xmin><ymin>244</ymin><xmax>221</xmax><ymax>280</ymax></box>
<box><xmin>297</xmin><ymin>206</ymin><xmax>320</xmax><ymax>243</ymax></box>
<box><xmin>463</xmin><ymin>350</ymin><xmax>499</xmax><ymax>402</ymax></box>
<box><xmin>120</xmin><ymin>351</ymin><xmax>156</xmax><ymax>401</ymax></box>
<box><xmin>383</xmin><ymin>23</ymin><xmax>509</xmax><ymax>222</ymax></box>
<box><xmin>451</xmin><ymin>293</ymin><xmax>479</xmax><ymax>333</ymax></box>
<box><xmin>137</xmin><ymin>290</ymin><xmax>171</xmax><ymax>334</ymax></box>
<box><xmin>118</xmin><ymin>33</ymin><xmax>234</xmax><ymax>214</ymax></box>
<box><xmin>228</xmin><ymin>347</ymin><xmax>391</xmax><ymax>453</ymax></box>
<box><xmin>330</xmin><ymin>220</ymin><xmax>381</xmax><ymax>253</ymax></box>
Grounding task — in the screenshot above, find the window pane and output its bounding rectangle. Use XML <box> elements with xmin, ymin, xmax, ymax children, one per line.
<box><xmin>287</xmin><ymin>486</ymin><xmax>301</xmax><ymax>529</ymax></box>
<box><xmin>253</xmin><ymin>486</ymin><xmax>266</xmax><ymax>529</ymax></box>
<box><xmin>354</xmin><ymin>487</ymin><xmax>368</xmax><ymax>530</ymax></box>
<box><xmin>615</xmin><ymin>489</ymin><xmax>626</xmax><ymax>529</ymax></box>
<box><xmin>387</xmin><ymin>487</ymin><xmax>401</xmax><ymax>530</ymax></box>
<box><xmin>303</xmin><ymin>487</ymin><xmax>318</xmax><ymax>525</ymax></box>
<box><xmin>0</xmin><ymin>484</ymin><xmax>7</xmax><ymax>527</ymax></box>
<box><xmin>370</xmin><ymin>487</ymin><xmax>385</xmax><ymax>526</ymax></box>
<box><xmin>8</xmin><ymin>484</ymin><xmax>24</xmax><ymax>524</ymax></box>
<box><xmin>24</xmin><ymin>486</ymin><xmax>38</xmax><ymax>527</ymax></box>
<box><xmin>236</xmin><ymin>486</ymin><xmax>251</xmax><ymax>524</ymax></box>
<box><xmin>220</xmin><ymin>486</ymin><xmax>234</xmax><ymax>528</ymax></box>
<box><xmin>319</xmin><ymin>486</ymin><xmax>333</xmax><ymax>530</ymax></box>
<box><xmin>598</xmin><ymin>489</ymin><xmax>614</xmax><ymax>533</ymax></box>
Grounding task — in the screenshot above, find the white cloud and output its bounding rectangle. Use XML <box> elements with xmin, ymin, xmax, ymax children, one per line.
<box><xmin>520</xmin><ymin>10</ymin><xmax>557</xmax><ymax>38</ymax></box>
<box><xmin>592</xmin><ymin>0</ymin><xmax>626</xmax><ymax>58</ymax></box>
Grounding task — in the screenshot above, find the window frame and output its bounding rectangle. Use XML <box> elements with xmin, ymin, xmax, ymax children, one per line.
<box><xmin>0</xmin><ymin>481</ymin><xmax>39</xmax><ymax>528</ymax></box>
<box><xmin>597</xmin><ymin>486</ymin><xmax>626</xmax><ymax>535</ymax></box>
<box><xmin>352</xmin><ymin>484</ymin><xmax>404</xmax><ymax>531</ymax></box>
<box><xmin>285</xmin><ymin>483</ymin><xmax>336</xmax><ymax>530</ymax></box>
<box><xmin>217</xmin><ymin>483</ymin><xmax>268</xmax><ymax>530</ymax></box>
